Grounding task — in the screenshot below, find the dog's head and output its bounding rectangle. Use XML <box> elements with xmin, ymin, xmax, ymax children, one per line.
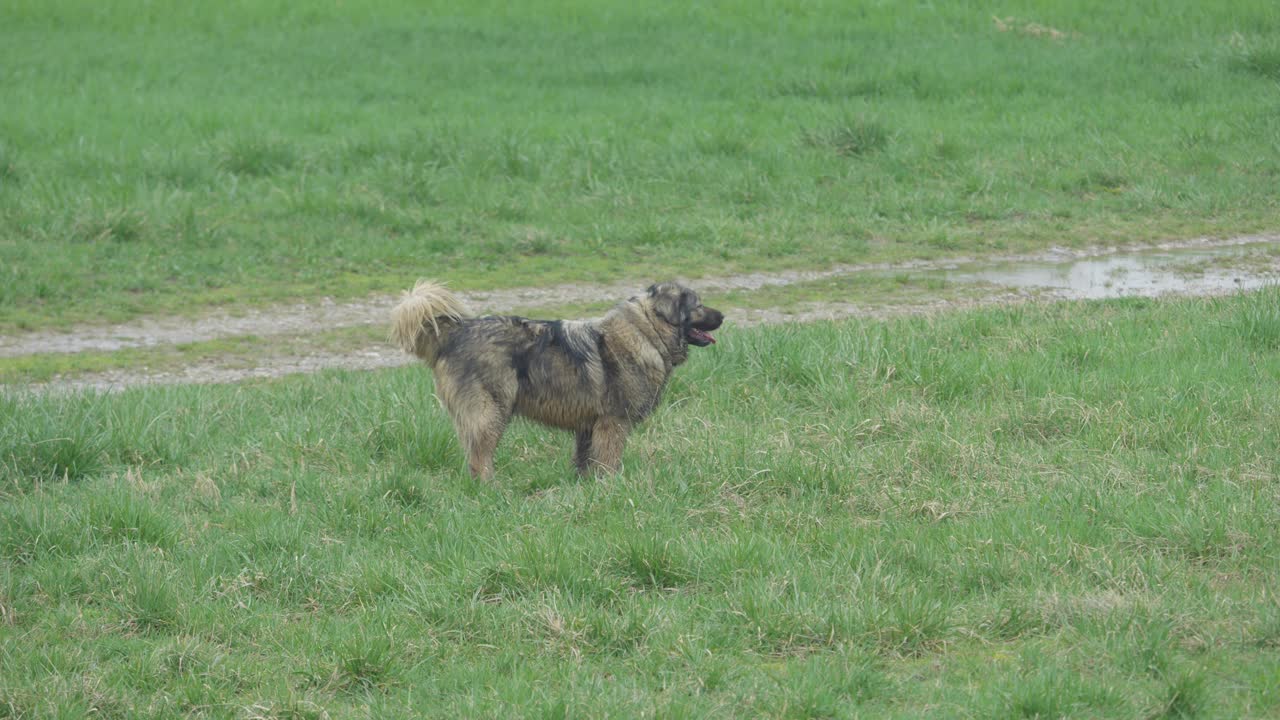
<box><xmin>646</xmin><ymin>282</ymin><xmax>724</xmax><ymax>350</ymax></box>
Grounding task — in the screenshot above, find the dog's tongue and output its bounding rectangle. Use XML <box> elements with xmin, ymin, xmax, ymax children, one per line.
<box><xmin>690</xmin><ymin>328</ymin><xmax>716</xmax><ymax>344</ymax></box>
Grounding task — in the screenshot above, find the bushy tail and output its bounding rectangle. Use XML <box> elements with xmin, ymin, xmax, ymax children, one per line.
<box><xmin>390</xmin><ymin>280</ymin><xmax>468</xmax><ymax>365</ymax></box>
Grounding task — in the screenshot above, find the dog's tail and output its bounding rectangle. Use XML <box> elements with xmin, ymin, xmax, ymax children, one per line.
<box><xmin>390</xmin><ymin>280</ymin><xmax>468</xmax><ymax>365</ymax></box>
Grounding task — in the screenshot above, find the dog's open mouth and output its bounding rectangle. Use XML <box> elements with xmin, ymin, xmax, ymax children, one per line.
<box><xmin>686</xmin><ymin>327</ymin><xmax>716</xmax><ymax>346</ymax></box>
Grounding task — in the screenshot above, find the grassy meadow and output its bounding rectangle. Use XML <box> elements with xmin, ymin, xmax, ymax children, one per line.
<box><xmin>3</xmin><ymin>290</ymin><xmax>1279</xmax><ymax>718</ymax></box>
<box><xmin>2</xmin><ymin>0</ymin><xmax>1280</xmax><ymax>329</ymax></box>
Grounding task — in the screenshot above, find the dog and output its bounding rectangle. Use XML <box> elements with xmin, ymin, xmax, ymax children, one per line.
<box><xmin>391</xmin><ymin>281</ymin><xmax>723</xmax><ymax>478</ymax></box>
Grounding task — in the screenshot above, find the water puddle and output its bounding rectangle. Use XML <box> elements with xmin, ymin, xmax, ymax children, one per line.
<box><xmin>941</xmin><ymin>242</ymin><xmax>1280</xmax><ymax>299</ymax></box>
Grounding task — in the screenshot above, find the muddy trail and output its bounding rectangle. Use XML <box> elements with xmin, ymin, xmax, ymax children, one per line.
<box><xmin>4</xmin><ymin>234</ymin><xmax>1277</xmax><ymax>393</ymax></box>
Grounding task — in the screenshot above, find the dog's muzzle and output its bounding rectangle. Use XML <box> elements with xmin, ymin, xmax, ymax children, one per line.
<box><xmin>686</xmin><ymin>308</ymin><xmax>724</xmax><ymax>347</ymax></box>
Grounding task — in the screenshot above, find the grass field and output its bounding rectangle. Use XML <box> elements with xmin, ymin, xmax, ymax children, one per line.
<box><xmin>3</xmin><ymin>0</ymin><xmax>1280</xmax><ymax>329</ymax></box>
<box><xmin>3</xmin><ymin>290</ymin><xmax>1279</xmax><ymax>718</ymax></box>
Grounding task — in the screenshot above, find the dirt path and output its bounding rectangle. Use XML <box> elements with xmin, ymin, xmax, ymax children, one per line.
<box><xmin>4</xmin><ymin>233</ymin><xmax>1277</xmax><ymax>393</ymax></box>
<box><xmin>11</xmin><ymin>296</ymin><xmax>1032</xmax><ymax>394</ymax></box>
<box><xmin>4</xmin><ymin>261</ymin><xmax>976</xmax><ymax>357</ymax></box>
<box><xmin>4</xmin><ymin>233</ymin><xmax>1274</xmax><ymax>359</ymax></box>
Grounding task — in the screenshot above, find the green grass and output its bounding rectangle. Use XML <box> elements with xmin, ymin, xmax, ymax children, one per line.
<box><xmin>3</xmin><ymin>0</ymin><xmax>1280</xmax><ymax>330</ymax></box>
<box><xmin>3</xmin><ymin>289</ymin><xmax>1279</xmax><ymax>717</ymax></box>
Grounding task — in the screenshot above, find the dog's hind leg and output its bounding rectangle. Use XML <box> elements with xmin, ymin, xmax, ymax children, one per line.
<box><xmin>584</xmin><ymin>417</ymin><xmax>630</xmax><ymax>476</ymax></box>
<box><xmin>437</xmin><ymin>365</ymin><xmax>514</xmax><ymax>481</ymax></box>
<box><xmin>453</xmin><ymin>400</ymin><xmax>509</xmax><ymax>481</ymax></box>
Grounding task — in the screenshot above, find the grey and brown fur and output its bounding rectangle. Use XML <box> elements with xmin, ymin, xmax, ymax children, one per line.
<box><xmin>390</xmin><ymin>280</ymin><xmax>723</xmax><ymax>479</ymax></box>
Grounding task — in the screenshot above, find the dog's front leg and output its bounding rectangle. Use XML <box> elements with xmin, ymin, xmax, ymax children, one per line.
<box><xmin>585</xmin><ymin>417</ymin><xmax>630</xmax><ymax>476</ymax></box>
<box><xmin>574</xmin><ymin>428</ymin><xmax>595</xmax><ymax>477</ymax></box>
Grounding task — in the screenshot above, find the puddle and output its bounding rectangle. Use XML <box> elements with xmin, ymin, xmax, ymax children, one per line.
<box><xmin>941</xmin><ymin>243</ymin><xmax>1280</xmax><ymax>299</ymax></box>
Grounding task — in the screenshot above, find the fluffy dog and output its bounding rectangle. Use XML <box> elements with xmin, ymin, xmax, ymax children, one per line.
<box><xmin>391</xmin><ymin>281</ymin><xmax>723</xmax><ymax>478</ymax></box>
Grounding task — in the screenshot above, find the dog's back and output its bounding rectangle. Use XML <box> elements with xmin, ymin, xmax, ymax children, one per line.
<box><xmin>436</xmin><ymin>316</ymin><xmax>606</xmax><ymax>430</ymax></box>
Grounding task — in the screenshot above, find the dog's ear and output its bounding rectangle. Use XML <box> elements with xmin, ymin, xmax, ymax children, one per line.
<box><xmin>679</xmin><ymin>289</ymin><xmax>700</xmax><ymax>317</ymax></box>
<box><xmin>648</xmin><ymin>283</ymin><xmax>684</xmax><ymax>326</ymax></box>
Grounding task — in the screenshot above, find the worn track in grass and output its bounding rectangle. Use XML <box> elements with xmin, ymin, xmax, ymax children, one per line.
<box><xmin>3</xmin><ymin>233</ymin><xmax>1277</xmax><ymax>393</ymax></box>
